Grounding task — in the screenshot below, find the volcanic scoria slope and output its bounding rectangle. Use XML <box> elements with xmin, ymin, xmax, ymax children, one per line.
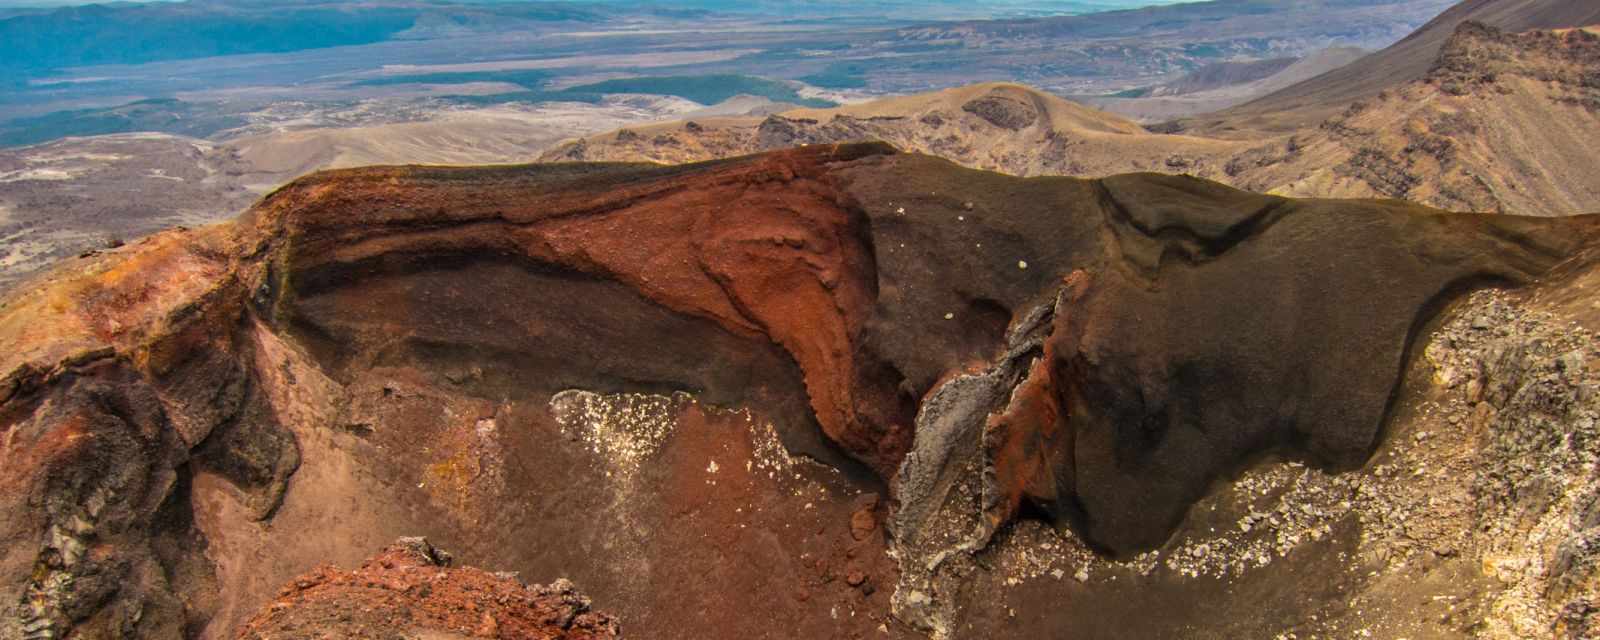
<box><xmin>4</xmin><ymin>143</ymin><xmax>1600</xmax><ymax>639</ymax></box>
<box><xmin>236</xmin><ymin>537</ymin><xmax>619</xmax><ymax>640</ymax></box>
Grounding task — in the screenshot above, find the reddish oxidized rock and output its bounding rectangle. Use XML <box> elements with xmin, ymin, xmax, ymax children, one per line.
<box><xmin>236</xmin><ymin>538</ymin><xmax>619</xmax><ymax>639</ymax></box>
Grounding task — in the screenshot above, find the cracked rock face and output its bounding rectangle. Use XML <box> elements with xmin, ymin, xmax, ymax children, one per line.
<box><xmin>2</xmin><ymin>143</ymin><xmax>1598</xmax><ymax>638</ymax></box>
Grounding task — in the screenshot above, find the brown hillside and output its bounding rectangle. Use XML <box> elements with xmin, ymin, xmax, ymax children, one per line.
<box><xmin>547</xmin><ymin>23</ymin><xmax>1600</xmax><ymax>217</ymax></box>
<box><xmin>1228</xmin><ymin>23</ymin><xmax>1600</xmax><ymax>214</ymax></box>
<box><xmin>1198</xmin><ymin>0</ymin><xmax>1600</xmax><ymax>133</ymax></box>
<box><xmin>540</xmin><ymin>83</ymin><xmax>1252</xmax><ymax>180</ymax></box>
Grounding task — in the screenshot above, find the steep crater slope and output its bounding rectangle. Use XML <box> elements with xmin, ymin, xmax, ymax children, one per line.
<box><xmin>2</xmin><ymin>144</ymin><xmax>1599</xmax><ymax>639</ymax></box>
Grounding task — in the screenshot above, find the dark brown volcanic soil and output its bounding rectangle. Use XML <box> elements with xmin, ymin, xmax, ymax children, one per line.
<box><xmin>3</xmin><ymin>144</ymin><xmax>1599</xmax><ymax>639</ymax></box>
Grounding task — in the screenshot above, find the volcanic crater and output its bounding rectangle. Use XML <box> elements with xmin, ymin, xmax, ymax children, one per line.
<box><xmin>4</xmin><ymin>143</ymin><xmax>1600</xmax><ymax>639</ymax></box>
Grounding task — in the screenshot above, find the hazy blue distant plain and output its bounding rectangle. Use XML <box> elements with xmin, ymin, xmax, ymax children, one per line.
<box><xmin>0</xmin><ymin>0</ymin><xmax>1192</xmax><ymax>12</ymax></box>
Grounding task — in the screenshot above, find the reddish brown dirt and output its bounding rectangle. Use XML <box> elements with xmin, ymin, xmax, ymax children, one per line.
<box><xmin>639</xmin><ymin>401</ymin><xmax>904</xmax><ymax>638</ymax></box>
<box><xmin>319</xmin><ymin>371</ymin><xmax>908</xmax><ymax>640</ymax></box>
<box><xmin>236</xmin><ymin>538</ymin><xmax>619</xmax><ymax>639</ymax></box>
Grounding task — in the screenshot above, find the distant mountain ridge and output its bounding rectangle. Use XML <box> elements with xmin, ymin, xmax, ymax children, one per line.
<box><xmin>1195</xmin><ymin>0</ymin><xmax>1600</xmax><ymax>131</ymax></box>
<box><xmin>539</xmin><ymin>83</ymin><xmax>1245</xmax><ymax>178</ymax></box>
<box><xmin>546</xmin><ymin>16</ymin><xmax>1600</xmax><ymax>217</ymax></box>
